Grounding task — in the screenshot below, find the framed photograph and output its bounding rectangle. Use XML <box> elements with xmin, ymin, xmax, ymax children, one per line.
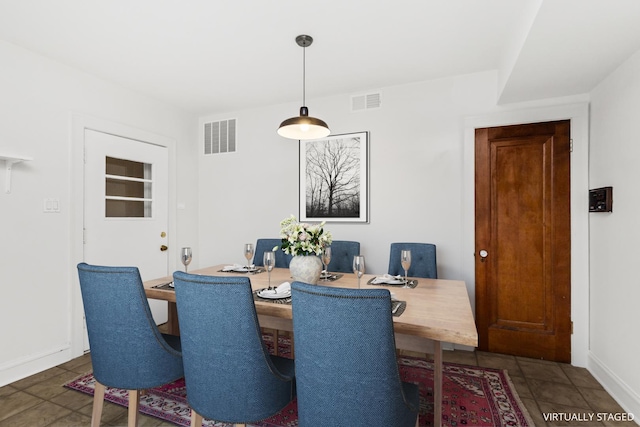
<box><xmin>299</xmin><ymin>131</ymin><xmax>369</xmax><ymax>223</ymax></box>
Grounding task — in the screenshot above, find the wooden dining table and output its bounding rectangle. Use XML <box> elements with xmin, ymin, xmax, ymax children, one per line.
<box><xmin>144</xmin><ymin>265</ymin><xmax>478</xmax><ymax>427</ymax></box>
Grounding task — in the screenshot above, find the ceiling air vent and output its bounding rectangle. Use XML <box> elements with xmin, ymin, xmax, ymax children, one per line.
<box><xmin>351</xmin><ymin>92</ymin><xmax>381</xmax><ymax>112</ymax></box>
<box><xmin>204</xmin><ymin>119</ymin><xmax>236</xmax><ymax>155</ymax></box>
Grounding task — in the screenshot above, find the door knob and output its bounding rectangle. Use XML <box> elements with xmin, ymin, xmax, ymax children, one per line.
<box><xmin>479</xmin><ymin>249</ymin><xmax>488</xmax><ymax>262</ymax></box>
<box><xmin>160</xmin><ymin>245</ymin><xmax>168</xmax><ymax>251</ymax></box>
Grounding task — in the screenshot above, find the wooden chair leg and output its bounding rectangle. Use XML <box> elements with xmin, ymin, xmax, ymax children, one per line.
<box><xmin>190</xmin><ymin>409</ymin><xmax>203</xmax><ymax>426</ymax></box>
<box><xmin>128</xmin><ymin>389</ymin><xmax>140</xmax><ymax>427</ymax></box>
<box><xmin>91</xmin><ymin>381</ymin><xmax>105</xmax><ymax>427</ymax></box>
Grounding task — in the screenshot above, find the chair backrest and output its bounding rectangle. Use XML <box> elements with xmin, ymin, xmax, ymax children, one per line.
<box><xmin>253</xmin><ymin>238</ymin><xmax>293</xmax><ymax>268</ymax></box>
<box><xmin>291</xmin><ymin>281</ymin><xmax>419</xmax><ymax>426</ymax></box>
<box><xmin>388</xmin><ymin>242</ymin><xmax>437</xmax><ymax>279</ymax></box>
<box><xmin>173</xmin><ymin>271</ymin><xmax>294</xmax><ymax>423</ymax></box>
<box><xmin>326</xmin><ymin>240</ymin><xmax>360</xmax><ymax>273</ymax></box>
<box><xmin>76</xmin><ymin>263</ymin><xmax>183</xmax><ymax>390</ymax></box>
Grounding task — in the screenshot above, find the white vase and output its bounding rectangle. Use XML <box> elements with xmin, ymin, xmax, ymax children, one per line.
<box><xmin>289</xmin><ymin>255</ymin><xmax>323</xmax><ymax>285</ymax></box>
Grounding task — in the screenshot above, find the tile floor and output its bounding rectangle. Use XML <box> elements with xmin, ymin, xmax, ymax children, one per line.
<box><xmin>0</xmin><ymin>350</ymin><xmax>636</xmax><ymax>427</ymax></box>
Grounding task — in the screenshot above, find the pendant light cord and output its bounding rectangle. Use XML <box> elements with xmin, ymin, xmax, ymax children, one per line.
<box><xmin>302</xmin><ymin>44</ymin><xmax>306</xmax><ymax>106</ymax></box>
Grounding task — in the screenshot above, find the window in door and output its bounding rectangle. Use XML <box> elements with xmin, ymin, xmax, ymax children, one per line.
<box><xmin>105</xmin><ymin>156</ymin><xmax>152</xmax><ymax>218</ymax></box>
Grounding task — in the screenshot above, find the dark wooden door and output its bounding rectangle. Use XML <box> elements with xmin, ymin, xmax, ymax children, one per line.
<box><xmin>475</xmin><ymin>120</ymin><xmax>571</xmax><ymax>362</ymax></box>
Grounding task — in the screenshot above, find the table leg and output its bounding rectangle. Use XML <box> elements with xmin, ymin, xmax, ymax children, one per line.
<box><xmin>434</xmin><ymin>340</ymin><xmax>442</xmax><ymax>427</ymax></box>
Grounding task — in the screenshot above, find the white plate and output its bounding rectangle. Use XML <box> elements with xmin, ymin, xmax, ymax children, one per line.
<box><xmin>257</xmin><ymin>289</ymin><xmax>291</xmax><ymax>299</ymax></box>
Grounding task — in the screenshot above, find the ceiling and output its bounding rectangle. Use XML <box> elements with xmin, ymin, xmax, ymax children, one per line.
<box><xmin>1</xmin><ymin>0</ymin><xmax>640</xmax><ymax>115</ymax></box>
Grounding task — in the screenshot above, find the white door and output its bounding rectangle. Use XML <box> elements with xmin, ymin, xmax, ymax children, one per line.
<box><xmin>83</xmin><ymin>129</ymin><xmax>169</xmax><ymax>345</ymax></box>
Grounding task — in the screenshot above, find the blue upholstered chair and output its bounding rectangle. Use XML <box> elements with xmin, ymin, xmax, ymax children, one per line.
<box><xmin>253</xmin><ymin>238</ymin><xmax>293</xmax><ymax>268</ymax></box>
<box><xmin>173</xmin><ymin>271</ymin><xmax>295</xmax><ymax>426</ymax></box>
<box><xmin>291</xmin><ymin>281</ymin><xmax>420</xmax><ymax>427</ymax></box>
<box><xmin>76</xmin><ymin>263</ymin><xmax>183</xmax><ymax>427</ymax></box>
<box><xmin>388</xmin><ymin>242</ymin><xmax>438</xmax><ymax>279</ymax></box>
<box><xmin>326</xmin><ymin>240</ymin><xmax>360</xmax><ymax>273</ymax></box>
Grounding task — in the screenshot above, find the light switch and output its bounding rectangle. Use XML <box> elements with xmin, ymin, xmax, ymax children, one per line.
<box><xmin>43</xmin><ymin>198</ymin><xmax>60</xmax><ymax>213</ymax></box>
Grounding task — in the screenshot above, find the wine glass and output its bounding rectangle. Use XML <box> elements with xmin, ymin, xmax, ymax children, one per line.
<box><xmin>401</xmin><ymin>249</ymin><xmax>412</xmax><ymax>288</ymax></box>
<box><xmin>263</xmin><ymin>251</ymin><xmax>276</xmax><ymax>289</ymax></box>
<box><xmin>321</xmin><ymin>246</ymin><xmax>332</xmax><ymax>280</ymax></box>
<box><xmin>243</xmin><ymin>243</ymin><xmax>254</xmax><ymax>269</ymax></box>
<box><xmin>181</xmin><ymin>247</ymin><xmax>192</xmax><ymax>273</ymax></box>
<box><xmin>352</xmin><ymin>255</ymin><xmax>365</xmax><ymax>288</ymax></box>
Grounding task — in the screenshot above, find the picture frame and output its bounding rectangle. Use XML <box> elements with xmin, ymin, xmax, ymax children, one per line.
<box><xmin>299</xmin><ymin>131</ymin><xmax>369</xmax><ymax>223</ymax></box>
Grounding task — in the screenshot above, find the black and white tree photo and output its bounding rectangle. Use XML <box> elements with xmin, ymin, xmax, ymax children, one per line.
<box><xmin>299</xmin><ymin>132</ymin><xmax>368</xmax><ymax>223</ymax></box>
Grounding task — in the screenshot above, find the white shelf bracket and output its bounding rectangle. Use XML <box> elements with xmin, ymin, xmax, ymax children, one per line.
<box><xmin>1</xmin><ymin>155</ymin><xmax>33</xmax><ymax>193</ymax></box>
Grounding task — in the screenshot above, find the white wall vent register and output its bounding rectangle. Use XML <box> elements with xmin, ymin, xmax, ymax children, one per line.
<box><xmin>351</xmin><ymin>92</ymin><xmax>381</xmax><ymax>112</ymax></box>
<box><xmin>204</xmin><ymin>119</ymin><xmax>236</xmax><ymax>155</ymax></box>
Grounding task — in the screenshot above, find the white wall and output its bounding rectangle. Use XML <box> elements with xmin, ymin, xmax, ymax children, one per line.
<box><xmin>589</xmin><ymin>48</ymin><xmax>640</xmax><ymax>417</ymax></box>
<box><xmin>198</xmin><ymin>71</ymin><xmax>502</xmax><ymax>276</ymax></box>
<box><xmin>0</xmin><ymin>40</ymin><xmax>199</xmax><ymax>386</ymax></box>
<box><xmin>197</xmin><ymin>71</ymin><xmax>591</xmax><ymax>363</ymax></box>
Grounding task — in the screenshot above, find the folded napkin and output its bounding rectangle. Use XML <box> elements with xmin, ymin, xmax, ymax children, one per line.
<box><xmin>222</xmin><ymin>264</ymin><xmax>254</xmax><ymax>271</ymax></box>
<box><xmin>371</xmin><ymin>274</ymin><xmax>405</xmax><ymax>284</ymax></box>
<box><xmin>260</xmin><ymin>281</ymin><xmax>291</xmax><ymax>296</ymax></box>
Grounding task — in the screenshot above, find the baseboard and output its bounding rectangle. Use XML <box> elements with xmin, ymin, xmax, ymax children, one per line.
<box><xmin>0</xmin><ymin>345</ymin><xmax>72</xmax><ymax>387</ymax></box>
<box><xmin>452</xmin><ymin>344</ymin><xmax>474</xmax><ymax>352</ymax></box>
<box><xmin>588</xmin><ymin>352</ymin><xmax>640</xmax><ymax>425</ymax></box>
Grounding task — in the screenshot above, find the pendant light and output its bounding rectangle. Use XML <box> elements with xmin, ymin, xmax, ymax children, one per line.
<box><xmin>278</xmin><ymin>35</ymin><xmax>330</xmax><ymax>140</ymax></box>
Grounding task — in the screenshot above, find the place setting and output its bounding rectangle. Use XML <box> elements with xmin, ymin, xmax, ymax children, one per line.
<box><xmin>351</xmin><ymin>255</ymin><xmax>407</xmax><ymax>317</ymax></box>
<box><xmin>319</xmin><ymin>271</ymin><xmax>342</xmax><ymax>281</ymax></box>
<box><xmin>220</xmin><ymin>264</ymin><xmax>262</xmax><ymax>274</ymax></box>
<box><xmin>152</xmin><ymin>246</ymin><xmax>193</xmax><ymax>290</ymax></box>
<box><xmin>254</xmin><ymin>282</ymin><xmax>292</xmax><ymax>304</ymax></box>
<box><xmin>368</xmin><ymin>275</ymin><xmax>418</xmax><ymax>288</ymax></box>
<box><xmin>319</xmin><ymin>246</ymin><xmax>342</xmax><ymax>281</ymax></box>
<box><xmin>254</xmin><ymin>251</ymin><xmax>292</xmax><ymax>304</ymax></box>
<box><xmin>367</xmin><ymin>249</ymin><xmax>418</xmax><ymax>288</ymax></box>
<box><xmin>218</xmin><ymin>243</ymin><xmax>264</xmax><ymax>274</ymax></box>
<box><xmin>390</xmin><ymin>297</ymin><xmax>406</xmax><ymax>317</ymax></box>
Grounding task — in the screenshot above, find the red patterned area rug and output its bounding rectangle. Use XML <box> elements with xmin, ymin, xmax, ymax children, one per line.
<box><xmin>64</xmin><ymin>336</ymin><xmax>533</xmax><ymax>427</ymax></box>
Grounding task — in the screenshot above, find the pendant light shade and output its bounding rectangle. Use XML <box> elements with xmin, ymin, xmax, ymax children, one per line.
<box><xmin>278</xmin><ymin>106</ymin><xmax>330</xmax><ymax>140</ymax></box>
<box><xmin>278</xmin><ymin>35</ymin><xmax>330</xmax><ymax>140</ymax></box>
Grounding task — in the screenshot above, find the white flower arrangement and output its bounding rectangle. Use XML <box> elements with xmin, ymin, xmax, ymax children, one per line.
<box><xmin>279</xmin><ymin>215</ymin><xmax>333</xmax><ymax>256</ymax></box>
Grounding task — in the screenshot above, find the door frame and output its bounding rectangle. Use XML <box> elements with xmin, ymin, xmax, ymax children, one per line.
<box><xmin>463</xmin><ymin>102</ymin><xmax>589</xmax><ymax>367</ymax></box>
<box><xmin>69</xmin><ymin>114</ymin><xmax>177</xmax><ymax>358</ymax></box>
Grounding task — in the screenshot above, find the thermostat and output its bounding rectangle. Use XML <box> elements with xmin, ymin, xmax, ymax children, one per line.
<box><xmin>589</xmin><ymin>187</ymin><xmax>612</xmax><ymax>212</ymax></box>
